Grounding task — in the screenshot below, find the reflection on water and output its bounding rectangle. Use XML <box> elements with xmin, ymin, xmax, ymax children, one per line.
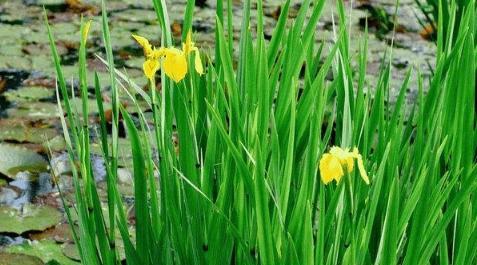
<box><xmin>0</xmin><ymin>234</ymin><xmax>25</xmax><ymax>247</ymax></box>
<box><xmin>7</xmin><ymin>172</ymin><xmax>53</xmax><ymax>209</ymax></box>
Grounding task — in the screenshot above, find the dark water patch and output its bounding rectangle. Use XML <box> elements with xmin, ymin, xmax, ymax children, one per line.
<box><xmin>24</xmin><ymin>0</ymin><xmax>68</xmax><ymax>12</ymax></box>
<box><xmin>0</xmin><ymin>235</ymin><xmax>25</xmax><ymax>247</ymax></box>
<box><xmin>195</xmin><ymin>0</ymin><xmax>209</xmax><ymax>8</ymax></box>
<box><xmin>106</xmin><ymin>121</ymin><xmax>127</xmax><ymax>138</ymax></box>
<box><xmin>60</xmin><ymin>50</ymin><xmax>80</xmax><ymax>66</ymax></box>
<box><xmin>118</xmin><ymin>45</ymin><xmax>144</xmax><ymax>59</ymax></box>
<box><xmin>0</xmin><ymin>17</ymin><xmax>25</xmax><ymax>25</ymax></box>
<box><xmin>0</xmin><ymin>70</ymin><xmax>30</xmax><ymax>90</ymax></box>
<box><xmin>192</xmin><ymin>21</ymin><xmax>214</xmax><ymax>33</ymax></box>
<box><xmin>0</xmin><ymin>70</ymin><xmax>30</xmax><ymax>117</ymax></box>
<box><xmin>0</xmin><ymin>10</ymin><xmax>24</xmax><ymax>25</ymax></box>
<box><xmin>0</xmin><ymin>95</ymin><xmax>10</xmax><ymax>118</ymax></box>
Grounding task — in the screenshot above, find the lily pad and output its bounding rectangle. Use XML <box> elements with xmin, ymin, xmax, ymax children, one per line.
<box><xmin>61</xmin><ymin>230</ymin><xmax>130</xmax><ymax>261</ymax></box>
<box><xmin>70</xmin><ymin>97</ymin><xmax>111</xmax><ymax>115</ymax></box>
<box><xmin>31</xmin><ymin>56</ymin><xmax>55</xmax><ymax>75</ymax></box>
<box><xmin>6</xmin><ymin>102</ymin><xmax>59</xmax><ymax>120</ymax></box>
<box><xmin>0</xmin><ymin>25</ymin><xmax>26</xmax><ymax>43</ymax></box>
<box><xmin>3</xmin><ymin>86</ymin><xmax>55</xmax><ymax>102</ymax></box>
<box><xmin>5</xmin><ymin>240</ymin><xmax>79</xmax><ymax>265</ymax></box>
<box><xmin>0</xmin><ymin>43</ymin><xmax>24</xmax><ymax>57</ymax></box>
<box><xmin>0</xmin><ymin>143</ymin><xmax>48</xmax><ymax>179</ymax></box>
<box><xmin>0</xmin><ymin>55</ymin><xmax>31</xmax><ymax>70</ymax></box>
<box><xmin>23</xmin><ymin>31</ymin><xmax>50</xmax><ymax>45</ymax></box>
<box><xmin>113</xmin><ymin>9</ymin><xmax>158</xmax><ymax>23</ymax></box>
<box><xmin>0</xmin><ymin>205</ymin><xmax>62</xmax><ymax>234</ymax></box>
<box><xmin>61</xmin><ymin>243</ymin><xmax>81</xmax><ymax>261</ymax></box>
<box><xmin>0</xmin><ymin>122</ymin><xmax>57</xmax><ymax>143</ymax></box>
<box><xmin>50</xmin><ymin>22</ymin><xmax>78</xmax><ymax>35</ymax></box>
<box><xmin>0</xmin><ymin>253</ymin><xmax>44</xmax><ymax>265</ymax></box>
<box><xmin>30</xmin><ymin>223</ymin><xmax>75</xmax><ymax>243</ymax></box>
<box><xmin>35</xmin><ymin>0</ymin><xmax>65</xmax><ymax>5</ymax></box>
<box><xmin>43</xmin><ymin>135</ymin><xmax>67</xmax><ymax>152</ymax></box>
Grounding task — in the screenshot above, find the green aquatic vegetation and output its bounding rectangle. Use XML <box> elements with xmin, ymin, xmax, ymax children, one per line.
<box><xmin>3</xmin><ymin>86</ymin><xmax>54</xmax><ymax>102</ymax></box>
<box><xmin>5</xmin><ymin>239</ymin><xmax>80</xmax><ymax>265</ymax></box>
<box><xmin>0</xmin><ymin>205</ymin><xmax>62</xmax><ymax>234</ymax></box>
<box><xmin>0</xmin><ymin>253</ymin><xmax>44</xmax><ymax>265</ymax></box>
<box><xmin>0</xmin><ymin>121</ymin><xmax>57</xmax><ymax>144</ymax></box>
<box><xmin>0</xmin><ymin>143</ymin><xmax>48</xmax><ymax>179</ymax></box>
<box><xmin>47</xmin><ymin>0</ymin><xmax>476</xmax><ymax>265</ymax></box>
<box><xmin>5</xmin><ymin>102</ymin><xmax>59</xmax><ymax>120</ymax></box>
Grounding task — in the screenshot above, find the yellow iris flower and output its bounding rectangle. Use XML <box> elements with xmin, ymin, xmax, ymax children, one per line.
<box><xmin>163</xmin><ymin>47</ymin><xmax>188</xmax><ymax>83</ymax></box>
<box><xmin>132</xmin><ymin>34</ymin><xmax>154</xmax><ymax>57</ymax></box>
<box><xmin>319</xmin><ymin>146</ymin><xmax>369</xmax><ymax>185</ymax></box>
<box><xmin>183</xmin><ymin>31</ymin><xmax>204</xmax><ymax>75</ymax></box>
<box><xmin>82</xmin><ymin>20</ymin><xmax>92</xmax><ymax>44</ymax></box>
<box><xmin>132</xmin><ymin>31</ymin><xmax>203</xmax><ymax>82</ymax></box>
<box><xmin>132</xmin><ymin>34</ymin><xmax>165</xmax><ymax>80</ymax></box>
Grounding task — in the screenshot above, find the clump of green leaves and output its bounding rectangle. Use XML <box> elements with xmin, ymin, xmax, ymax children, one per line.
<box><xmin>415</xmin><ymin>0</ymin><xmax>477</xmax><ymax>45</ymax></box>
<box><xmin>47</xmin><ymin>0</ymin><xmax>476</xmax><ymax>264</ymax></box>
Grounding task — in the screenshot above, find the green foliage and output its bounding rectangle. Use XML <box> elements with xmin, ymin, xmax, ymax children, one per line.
<box><xmin>415</xmin><ymin>0</ymin><xmax>476</xmax><ymax>46</ymax></box>
<box><xmin>46</xmin><ymin>0</ymin><xmax>476</xmax><ymax>264</ymax></box>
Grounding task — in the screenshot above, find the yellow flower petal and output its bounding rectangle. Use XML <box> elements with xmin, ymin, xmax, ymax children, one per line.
<box><xmin>150</xmin><ymin>47</ymin><xmax>165</xmax><ymax>60</ymax></box>
<box><xmin>132</xmin><ymin>34</ymin><xmax>153</xmax><ymax>57</ymax></box>
<box><xmin>330</xmin><ymin>146</ymin><xmax>353</xmax><ymax>172</ymax></box>
<box><xmin>319</xmin><ymin>153</ymin><xmax>344</xmax><ymax>184</ymax></box>
<box><xmin>194</xmin><ymin>51</ymin><xmax>204</xmax><ymax>75</ymax></box>
<box><xmin>355</xmin><ymin>152</ymin><xmax>370</xmax><ymax>185</ymax></box>
<box><xmin>143</xmin><ymin>59</ymin><xmax>160</xmax><ymax>80</ymax></box>
<box><xmin>183</xmin><ymin>30</ymin><xmax>194</xmax><ymax>55</ymax></box>
<box><xmin>163</xmin><ymin>48</ymin><xmax>188</xmax><ymax>83</ymax></box>
<box><xmin>82</xmin><ymin>20</ymin><xmax>92</xmax><ymax>43</ymax></box>
<box><xmin>330</xmin><ymin>146</ymin><xmax>347</xmax><ymax>160</ymax></box>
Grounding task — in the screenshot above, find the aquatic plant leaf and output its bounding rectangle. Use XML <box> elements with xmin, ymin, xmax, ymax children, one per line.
<box><xmin>30</xmin><ymin>223</ymin><xmax>75</xmax><ymax>243</ymax></box>
<box><xmin>5</xmin><ymin>240</ymin><xmax>79</xmax><ymax>265</ymax></box>
<box><xmin>0</xmin><ymin>253</ymin><xmax>44</xmax><ymax>265</ymax></box>
<box><xmin>0</xmin><ymin>143</ymin><xmax>48</xmax><ymax>179</ymax></box>
<box><xmin>0</xmin><ymin>124</ymin><xmax>56</xmax><ymax>144</ymax></box>
<box><xmin>0</xmin><ymin>55</ymin><xmax>31</xmax><ymax>69</ymax></box>
<box><xmin>5</xmin><ymin>102</ymin><xmax>59</xmax><ymax>120</ymax></box>
<box><xmin>3</xmin><ymin>86</ymin><xmax>55</xmax><ymax>103</ymax></box>
<box><xmin>0</xmin><ymin>205</ymin><xmax>62</xmax><ymax>234</ymax></box>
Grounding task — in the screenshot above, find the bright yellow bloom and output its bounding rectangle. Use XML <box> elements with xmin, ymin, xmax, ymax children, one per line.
<box><xmin>183</xmin><ymin>31</ymin><xmax>204</xmax><ymax>75</ymax></box>
<box><xmin>163</xmin><ymin>48</ymin><xmax>188</xmax><ymax>83</ymax></box>
<box><xmin>132</xmin><ymin>34</ymin><xmax>165</xmax><ymax>81</ymax></box>
<box><xmin>132</xmin><ymin>34</ymin><xmax>154</xmax><ymax>58</ymax></box>
<box><xmin>82</xmin><ymin>20</ymin><xmax>92</xmax><ymax>43</ymax></box>
<box><xmin>319</xmin><ymin>146</ymin><xmax>369</xmax><ymax>185</ymax></box>
<box><xmin>132</xmin><ymin>32</ymin><xmax>203</xmax><ymax>82</ymax></box>
<box><xmin>319</xmin><ymin>153</ymin><xmax>344</xmax><ymax>184</ymax></box>
<box><xmin>143</xmin><ymin>59</ymin><xmax>160</xmax><ymax>80</ymax></box>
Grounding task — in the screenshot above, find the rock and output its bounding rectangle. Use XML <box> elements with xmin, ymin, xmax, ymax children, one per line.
<box><xmin>117</xmin><ymin>168</ymin><xmax>133</xmax><ymax>184</ymax></box>
<box><xmin>50</xmin><ymin>153</ymin><xmax>72</xmax><ymax>177</ymax></box>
